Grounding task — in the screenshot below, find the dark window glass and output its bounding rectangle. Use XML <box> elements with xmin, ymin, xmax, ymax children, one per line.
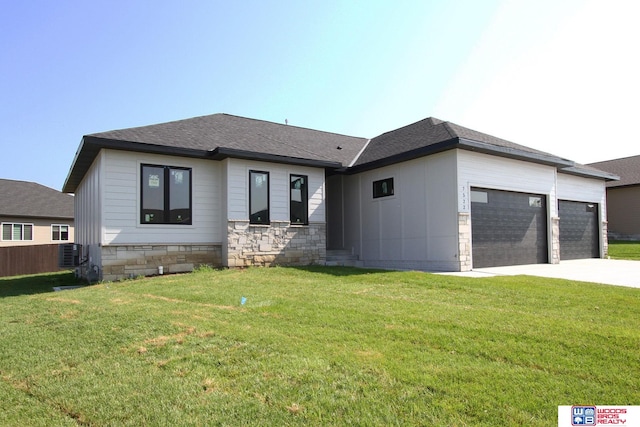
<box><xmin>60</xmin><ymin>225</ymin><xmax>69</xmax><ymax>240</ymax></box>
<box><xmin>250</xmin><ymin>170</ymin><xmax>269</xmax><ymax>225</ymax></box>
<box><xmin>2</xmin><ymin>224</ymin><xmax>10</xmax><ymax>240</ymax></box>
<box><xmin>290</xmin><ymin>174</ymin><xmax>308</xmax><ymax>225</ymax></box>
<box><xmin>23</xmin><ymin>224</ymin><xmax>32</xmax><ymax>240</ymax></box>
<box><xmin>141</xmin><ymin>164</ymin><xmax>192</xmax><ymax>224</ymax></box>
<box><xmin>52</xmin><ymin>225</ymin><xmax>60</xmax><ymax>241</ymax></box>
<box><xmin>373</xmin><ymin>178</ymin><xmax>394</xmax><ymax>198</ymax></box>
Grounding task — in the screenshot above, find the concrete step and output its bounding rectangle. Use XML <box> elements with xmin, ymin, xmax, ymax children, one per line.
<box><xmin>325</xmin><ymin>249</ymin><xmax>362</xmax><ymax>267</ymax></box>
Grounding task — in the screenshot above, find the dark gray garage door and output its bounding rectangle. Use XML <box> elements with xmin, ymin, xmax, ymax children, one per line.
<box><xmin>559</xmin><ymin>200</ymin><xmax>599</xmax><ymax>260</ymax></box>
<box><xmin>471</xmin><ymin>188</ymin><xmax>548</xmax><ymax>268</ymax></box>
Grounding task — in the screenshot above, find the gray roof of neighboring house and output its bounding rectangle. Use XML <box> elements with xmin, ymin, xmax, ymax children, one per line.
<box><xmin>0</xmin><ymin>179</ymin><xmax>74</xmax><ymax>219</ymax></box>
<box><xmin>63</xmin><ymin>113</ymin><xmax>617</xmax><ymax>193</ymax></box>
<box><xmin>587</xmin><ymin>155</ymin><xmax>640</xmax><ymax>188</ymax></box>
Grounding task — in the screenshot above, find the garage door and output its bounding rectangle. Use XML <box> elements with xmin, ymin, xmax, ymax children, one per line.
<box><xmin>471</xmin><ymin>188</ymin><xmax>548</xmax><ymax>268</ymax></box>
<box><xmin>559</xmin><ymin>200</ymin><xmax>599</xmax><ymax>260</ymax></box>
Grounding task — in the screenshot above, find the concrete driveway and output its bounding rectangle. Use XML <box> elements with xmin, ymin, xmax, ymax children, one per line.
<box><xmin>439</xmin><ymin>259</ymin><xmax>640</xmax><ymax>288</ymax></box>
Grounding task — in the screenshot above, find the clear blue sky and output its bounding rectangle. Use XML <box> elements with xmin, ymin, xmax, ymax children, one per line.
<box><xmin>2</xmin><ymin>1</ymin><xmax>638</xmax><ymax>191</ymax></box>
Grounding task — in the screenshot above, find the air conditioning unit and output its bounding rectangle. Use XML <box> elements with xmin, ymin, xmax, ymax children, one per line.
<box><xmin>58</xmin><ymin>243</ymin><xmax>82</xmax><ymax>268</ymax></box>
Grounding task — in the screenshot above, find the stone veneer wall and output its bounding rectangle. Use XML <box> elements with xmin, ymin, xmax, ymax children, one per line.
<box><xmin>551</xmin><ymin>217</ymin><xmax>560</xmax><ymax>264</ymax></box>
<box><xmin>227</xmin><ymin>220</ymin><xmax>326</xmax><ymax>267</ymax></box>
<box><xmin>602</xmin><ymin>220</ymin><xmax>608</xmax><ymax>257</ymax></box>
<box><xmin>100</xmin><ymin>244</ymin><xmax>222</xmax><ymax>282</ymax></box>
<box><xmin>458</xmin><ymin>213</ymin><xmax>472</xmax><ymax>271</ymax></box>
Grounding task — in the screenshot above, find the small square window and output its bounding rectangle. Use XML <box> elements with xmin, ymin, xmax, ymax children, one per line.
<box><xmin>373</xmin><ymin>178</ymin><xmax>394</xmax><ymax>199</ymax></box>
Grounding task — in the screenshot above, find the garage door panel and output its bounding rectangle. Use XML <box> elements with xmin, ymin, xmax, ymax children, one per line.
<box><xmin>559</xmin><ymin>200</ymin><xmax>599</xmax><ymax>260</ymax></box>
<box><xmin>471</xmin><ymin>188</ymin><xmax>548</xmax><ymax>268</ymax></box>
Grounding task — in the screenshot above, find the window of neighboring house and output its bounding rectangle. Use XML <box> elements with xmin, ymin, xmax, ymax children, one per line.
<box><xmin>1</xmin><ymin>223</ymin><xmax>34</xmax><ymax>241</ymax></box>
<box><xmin>373</xmin><ymin>177</ymin><xmax>394</xmax><ymax>198</ymax></box>
<box><xmin>290</xmin><ymin>174</ymin><xmax>308</xmax><ymax>225</ymax></box>
<box><xmin>52</xmin><ymin>224</ymin><xmax>70</xmax><ymax>241</ymax></box>
<box><xmin>249</xmin><ymin>170</ymin><xmax>270</xmax><ymax>225</ymax></box>
<box><xmin>141</xmin><ymin>164</ymin><xmax>192</xmax><ymax>224</ymax></box>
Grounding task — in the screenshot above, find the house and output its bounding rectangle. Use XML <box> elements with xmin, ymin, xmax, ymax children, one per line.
<box><xmin>587</xmin><ymin>155</ymin><xmax>640</xmax><ymax>240</ymax></box>
<box><xmin>0</xmin><ymin>179</ymin><xmax>74</xmax><ymax>247</ymax></box>
<box><xmin>62</xmin><ymin>114</ymin><xmax>617</xmax><ymax>281</ymax></box>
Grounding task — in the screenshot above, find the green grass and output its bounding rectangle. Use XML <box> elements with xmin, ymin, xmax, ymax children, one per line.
<box><xmin>1</xmin><ymin>267</ymin><xmax>639</xmax><ymax>426</ymax></box>
<box><xmin>609</xmin><ymin>240</ymin><xmax>640</xmax><ymax>260</ymax></box>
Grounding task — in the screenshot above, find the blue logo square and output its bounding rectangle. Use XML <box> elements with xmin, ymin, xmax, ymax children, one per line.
<box><xmin>572</xmin><ymin>406</ymin><xmax>596</xmax><ymax>426</ymax></box>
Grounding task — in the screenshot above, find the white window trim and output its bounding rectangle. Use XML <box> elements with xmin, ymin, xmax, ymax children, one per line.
<box><xmin>51</xmin><ymin>224</ymin><xmax>70</xmax><ymax>242</ymax></box>
<box><xmin>1</xmin><ymin>222</ymin><xmax>35</xmax><ymax>241</ymax></box>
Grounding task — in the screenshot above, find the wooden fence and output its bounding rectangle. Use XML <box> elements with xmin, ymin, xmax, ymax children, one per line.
<box><xmin>0</xmin><ymin>244</ymin><xmax>65</xmax><ymax>278</ymax></box>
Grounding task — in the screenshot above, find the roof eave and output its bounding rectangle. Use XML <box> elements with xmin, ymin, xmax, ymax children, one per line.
<box><xmin>558</xmin><ymin>166</ymin><xmax>620</xmax><ymax>181</ymax></box>
<box><xmin>457</xmin><ymin>138</ymin><xmax>575</xmax><ymax>168</ymax></box>
<box><xmin>348</xmin><ymin>137</ymin><xmax>576</xmax><ymax>174</ymax></box>
<box><xmin>63</xmin><ymin>137</ymin><xmax>343</xmax><ymax>193</ymax></box>
<box><xmin>210</xmin><ymin>147</ymin><xmax>342</xmax><ymax>169</ymax></box>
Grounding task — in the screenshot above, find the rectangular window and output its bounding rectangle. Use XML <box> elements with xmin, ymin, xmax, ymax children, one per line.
<box><xmin>249</xmin><ymin>170</ymin><xmax>270</xmax><ymax>225</ymax></box>
<box><xmin>373</xmin><ymin>177</ymin><xmax>394</xmax><ymax>198</ymax></box>
<box><xmin>290</xmin><ymin>174</ymin><xmax>308</xmax><ymax>225</ymax></box>
<box><xmin>52</xmin><ymin>224</ymin><xmax>70</xmax><ymax>241</ymax></box>
<box><xmin>141</xmin><ymin>164</ymin><xmax>192</xmax><ymax>224</ymax></box>
<box><xmin>1</xmin><ymin>223</ymin><xmax>34</xmax><ymax>241</ymax></box>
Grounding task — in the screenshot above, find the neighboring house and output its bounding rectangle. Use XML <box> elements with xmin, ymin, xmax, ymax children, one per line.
<box><xmin>0</xmin><ymin>179</ymin><xmax>75</xmax><ymax>247</ymax></box>
<box><xmin>62</xmin><ymin>114</ymin><xmax>617</xmax><ymax>282</ymax></box>
<box><xmin>587</xmin><ymin>155</ymin><xmax>640</xmax><ymax>240</ymax></box>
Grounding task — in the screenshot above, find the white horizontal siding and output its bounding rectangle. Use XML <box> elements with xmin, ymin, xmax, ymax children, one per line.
<box><xmin>557</xmin><ymin>172</ymin><xmax>607</xmax><ymax>226</ymax></box>
<box><xmin>457</xmin><ymin>150</ymin><xmax>558</xmax><ymax>216</ymax></box>
<box><xmin>101</xmin><ymin>150</ymin><xmax>222</xmax><ymax>245</ymax></box>
<box><xmin>225</xmin><ymin>159</ymin><xmax>325</xmax><ymax>223</ymax></box>
<box><xmin>557</xmin><ymin>173</ymin><xmax>605</xmax><ymax>202</ymax></box>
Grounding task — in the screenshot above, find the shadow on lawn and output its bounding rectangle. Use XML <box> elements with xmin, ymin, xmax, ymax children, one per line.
<box><xmin>285</xmin><ymin>265</ymin><xmax>392</xmax><ymax>277</ymax></box>
<box><xmin>0</xmin><ymin>271</ymin><xmax>88</xmax><ymax>298</ymax></box>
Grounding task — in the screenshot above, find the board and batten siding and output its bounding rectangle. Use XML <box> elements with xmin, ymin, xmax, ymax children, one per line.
<box><xmin>73</xmin><ymin>150</ymin><xmax>104</xmax><ymax>268</ymax></box>
<box><xmin>456</xmin><ymin>150</ymin><xmax>558</xmax><ymax>216</ymax></box>
<box><xmin>343</xmin><ymin>151</ymin><xmax>459</xmax><ymax>271</ymax></box>
<box><xmin>101</xmin><ymin>150</ymin><xmax>222</xmax><ymax>245</ymax></box>
<box><xmin>225</xmin><ymin>158</ymin><xmax>325</xmax><ymax>223</ymax></box>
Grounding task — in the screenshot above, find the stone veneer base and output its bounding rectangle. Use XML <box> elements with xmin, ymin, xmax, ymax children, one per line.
<box><xmin>226</xmin><ymin>220</ymin><xmax>326</xmax><ymax>267</ymax></box>
<box><xmin>100</xmin><ymin>244</ymin><xmax>222</xmax><ymax>282</ymax></box>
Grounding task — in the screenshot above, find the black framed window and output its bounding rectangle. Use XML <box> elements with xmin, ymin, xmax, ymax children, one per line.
<box><xmin>373</xmin><ymin>177</ymin><xmax>394</xmax><ymax>198</ymax></box>
<box><xmin>249</xmin><ymin>170</ymin><xmax>269</xmax><ymax>225</ymax></box>
<box><xmin>290</xmin><ymin>174</ymin><xmax>308</xmax><ymax>225</ymax></box>
<box><xmin>141</xmin><ymin>164</ymin><xmax>192</xmax><ymax>224</ymax></box>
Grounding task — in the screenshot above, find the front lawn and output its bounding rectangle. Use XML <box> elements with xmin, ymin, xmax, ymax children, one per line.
<box><xmin>609</xmin><ymin>240</ymin><xmax>640</xmax><ymax>260</ymax></box>
<box><xmin>1</xmin><ymin>267</ymin><xmax>638</xmax><ymax>426</ymax></box>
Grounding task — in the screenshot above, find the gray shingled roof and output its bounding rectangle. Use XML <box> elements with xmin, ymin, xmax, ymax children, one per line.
<box><xmin>0</xmin><ymin>179</ymin><xmax>74</xmax><ymax>219</ymax></box>
<box><xmin>64</xmin><ymin>113</ymin><xmax>616</xmax><ymax>193</ymax></box>
<box><xmin>587</xmin><ymin>155</ymin><xmax>640</xmax><ymax>187</ymax></box>
<box><xmin>63</xmin><ymin>114</ymin><xmax>368</xmax><ymax>193</ymax></box>
<box><xmin>354</xmin><ymin>117</ymin><xmax>570</xmax><ymax>167</ymax></box>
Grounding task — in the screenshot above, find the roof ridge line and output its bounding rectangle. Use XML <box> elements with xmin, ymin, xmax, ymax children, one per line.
<box><xmin>440</xmin><ymin>121</ymin><xmax>456</xmax><ymax>139</ymax></box>
<box><xmin>221</xmin><ymin>113</ymin><xmax>364</xmax><ymax>140</ymax></box>
<box><xmin>348</xmin><ymin>138</ymin><xmax>372</xmax><ymax>167</ymax></box>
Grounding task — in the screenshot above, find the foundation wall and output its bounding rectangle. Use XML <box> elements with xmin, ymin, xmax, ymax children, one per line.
<box><xmin>99</xmin><ymin>244</ymin><xmax>222</xmax><ymax>282</ymax></box>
